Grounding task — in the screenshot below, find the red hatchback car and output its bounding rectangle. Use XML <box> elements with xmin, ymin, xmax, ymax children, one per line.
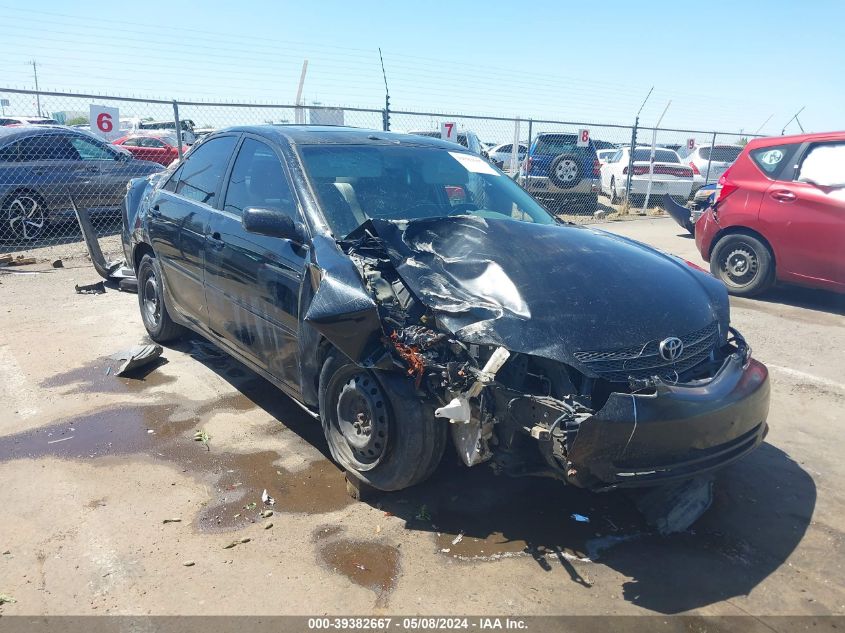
<box><xmin>113</xmin><ymin>134</ymin><xmax>182</xmax><ymax>166</ymax></box>
<box><xmin>695</xmin><ymin>131</ymin><xmax>845</xmax><ymax>296</ymax></box>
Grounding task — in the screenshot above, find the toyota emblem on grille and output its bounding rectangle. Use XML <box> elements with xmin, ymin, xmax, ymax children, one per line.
<box><xmin>659</xmin><ymin>337</ymin><xmax>684</xmax><ymax>362</ymax></box>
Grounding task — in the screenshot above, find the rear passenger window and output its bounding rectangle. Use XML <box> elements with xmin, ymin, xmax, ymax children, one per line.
<box><xmin>175</xmin><ymin>136</ymin><xmax>237</xmax><ymax>205</ymax></box>
<box><xmin>797</xmin><ymin>143</ymin><xmax>845</xmax><ymax>188</ymax></box>
<box><xmin>223</xmin><ymin>138</ymin><xmax>295</xmax><ymax>216</ymax></box>
<box><xmin>750</xmin><ymin>143</ymin><xmax>799</xmax><ymax>179</ymax></box>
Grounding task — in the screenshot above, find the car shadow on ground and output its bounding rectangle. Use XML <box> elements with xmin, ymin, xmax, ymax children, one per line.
<box><xmin>176</xmin><ymin>333</ymin><xmax>815</xmax><ymax>615</ymax></box>
<box><xmin>739</xmin><ymin>285</ymin><xmax>845</xmax><ymax>317</ymax></box>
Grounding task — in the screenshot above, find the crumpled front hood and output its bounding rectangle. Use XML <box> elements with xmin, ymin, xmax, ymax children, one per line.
<box><xmin>347</xmin><ymin>216</ymin><xmax>728</xmax><ymax>365</ymax></box>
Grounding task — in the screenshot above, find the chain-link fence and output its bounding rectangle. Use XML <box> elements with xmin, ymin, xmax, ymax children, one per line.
<box><xmin>0</xmin><ymin>87</ymin><xmax>760</xmax><ymax>255</ymax></box>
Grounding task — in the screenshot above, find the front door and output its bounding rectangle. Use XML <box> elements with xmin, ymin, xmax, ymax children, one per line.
<box><xmin>147</xmin><ymin>134</ymin><xmax>238</xmax><ymax>326</ymax></box>
<box><xmin>204</xmin><ymin>136</ymin><xmax>307</xmax><ymax>387</ymax></box>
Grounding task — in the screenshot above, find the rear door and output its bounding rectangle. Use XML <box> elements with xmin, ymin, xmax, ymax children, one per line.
<box><xmin>762</xmin><ymin>141</ymin><xmax>845</xmax><ymax>288</ymax></box>
<box><xmin>12</xmin><ymin>134</ymin><xmax>92</xmax><ymax>211</ymax></box>
<box><xmin>205</xmin><ymin>136</ymin><xmax>307</xmax><ymax>386</ymax></box>
<box><xmin>147</xmin><ymin>134</ymin><xmax>238</xmax><ymax>327</ymax></box>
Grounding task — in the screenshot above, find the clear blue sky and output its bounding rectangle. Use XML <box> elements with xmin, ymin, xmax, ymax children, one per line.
<box><xmin>1</xmin><ymin>0</ymin><xmax>841</xmax><ymax>141</ymax></box>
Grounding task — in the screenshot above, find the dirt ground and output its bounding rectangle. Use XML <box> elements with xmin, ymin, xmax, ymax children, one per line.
<box><xmin>0</xmin><ymin>216</ymin><xmax>843</xmax><ymax>617</ymax></box>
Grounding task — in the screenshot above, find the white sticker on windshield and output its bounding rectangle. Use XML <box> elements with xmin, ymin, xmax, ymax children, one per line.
<box><xmin>448</xmin><ymin>151</ymin><xmax>500</xmax><ymax>176</ymax></box>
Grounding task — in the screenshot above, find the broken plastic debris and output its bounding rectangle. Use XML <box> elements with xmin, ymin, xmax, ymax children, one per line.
<box><xmin>262</xmin><ymin>489</ymin><xmax>275</xmax><ymax>506</ymax></box>
<box><xmin>264</xmin><ymin>522</ymin><xmax>273</xmax><ymax>530</ymax></box>
<box><xmin>451</xmin><ymin>532</ymin><xmax>464</xmax><ymax>545</ymax></box>
<box><xmin>434</xmin><ymin>397</ymin><xmax>471</xmax><ymax>423</ymax></box>
<box><xmin>182</xmin><ymin>560</ymin><xmax>195</xmax><ymax>567</ymax></box>
<box><xmin>571</xmin><ymin>513</ymin><xmax>590</xmax><ymax>523</ymax></box>
<box><xmin>0</xmin><ymin>594</ymin><xmax>16</xmax><ymax>605</ymax></box>
<box><xmin>75</xmin><ymin>281</ymin><xmax>106</xmax><ymax>295</ymax></box>
<box><xmin>260</xmin><ymin>510</ymin><xmax>273</xmax><ymax>518</ymax></box>
<box><xmin>113</xmin><ymin>344</ymin><xmax>163</xmax><ymax>377</ymax></box>
<box><xmin>162</xmin><ymin>518</ymin><xmax>182</xmax><ymax>524</ymax></box>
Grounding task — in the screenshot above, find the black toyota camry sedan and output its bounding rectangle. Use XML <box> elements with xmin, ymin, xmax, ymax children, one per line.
<box><xmin>122</xmin><ymin>126</ymin><xmax>769</xmax><ymax>493</ymax></box>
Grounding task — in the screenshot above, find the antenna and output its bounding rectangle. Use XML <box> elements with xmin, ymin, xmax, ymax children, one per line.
<box><xmin>781</xmin><ymin>106</ymin><xmax>805</xmax><ymax>135</ymax></box>
<box><xmin>379</xmin><ymin>48</ymin><xmax>391</xmax><ymax>131</ymax></box>
<box><xmin>753</xmin><ymin>114</ymin><xmax>773</xmax><ymax>135</ymax></box>
<box><xmin>636</xmin><ymin>86</ymin><xmax>654</xmax><ymax>119</ymax></box>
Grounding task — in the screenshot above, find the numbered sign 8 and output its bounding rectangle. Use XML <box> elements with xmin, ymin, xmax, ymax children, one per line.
<box><xmin>89</xmin><ymin>104</ymin><xmax>120</xmax><ymax>140</ymax></box>
<box><xmin>441</xmin><ymin>121</ymin><xmax>458</xmax><ymax>143</ymax></box>
<box><xmin>577</xmin><ymin>129</ymin><xmax>590</xmax><ymax>147</ymax></box>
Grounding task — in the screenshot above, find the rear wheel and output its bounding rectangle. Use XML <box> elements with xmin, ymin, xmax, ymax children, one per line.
<box><xmin>137</xmin><ymin>253</ymin><xmax>185</xmax><ymax>342</ymax></box>
<box><xmin>710</xmin><ymin>233</ymin><xmax>775</xmax><ymax>296</ymax></box>
<box><xmin>2</xmin><ymin>192</ymin><xmax>47</xmax><ymax>241</ymax></box>
<box><xmin>318</xmin><ymin>351</ymin><xmax>446</xmax><ymax>491</ymax></box>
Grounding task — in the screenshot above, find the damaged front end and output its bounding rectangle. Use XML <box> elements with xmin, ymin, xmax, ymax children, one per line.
<box><xmin>308</xmin><ymin>217</ymin><xmax>770</xmax><ymax>492</ymax></box>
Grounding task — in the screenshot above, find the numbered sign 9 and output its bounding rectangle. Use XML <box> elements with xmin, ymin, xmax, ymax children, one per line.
<box><xmin>687</xmin><ymin>138</ymin><xmax>695</xmax><ymax>151</ymax></box>
<box><xmin>441</xmin><ymin>121</ymin><xmax>458</xmax><ymax>143</ymax></box>
<box><xmin>577</xmin><ymin>129</ymin><xmax>590</xmax><ymax>147</ymax></box>
<box><xmin>89</xmin><ymin>104</ymin><xmax>120</xmax><ymax>140</ymax></box>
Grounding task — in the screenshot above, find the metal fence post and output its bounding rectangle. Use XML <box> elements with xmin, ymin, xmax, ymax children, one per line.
<box><xmin>172</xmin><ymin>100</ymin><xmax>184</xmax><ymax>160</ymax></box>
<box><xmin>625</xmin><ymin>118</ymin><xmax>638</xmax><ymax>202</ymax></box>
<box><xmin>703</xmin><ymin>132</ymin><xmax>717</xmax><ymax>185</ymax></box>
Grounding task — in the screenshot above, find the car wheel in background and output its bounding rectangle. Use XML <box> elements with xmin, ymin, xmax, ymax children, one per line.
<box><xmin>319</xmin><ymin>351</ymin><xmax>447</xmax><ymax>492</ymax></box>
<box><xmin>549</xmin><ymin>154</ymin><xmax>582</xmax><ymax>189</ymax></box>
<box><xmin>2</xmin><ymin>192</ymin><xmax>47</xmax><ymax>241</ymax></box>
<box><xmin>710</xmin><ymin>233</ymin><xmax>775</xmax><ymax>296</ymax></box>
<box><xmin>137</xmin><ymin>253</ymin><xmax>185</xmax><ymax>342</ymax></box>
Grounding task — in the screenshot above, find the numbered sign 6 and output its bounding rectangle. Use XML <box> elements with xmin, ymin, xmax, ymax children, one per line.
<box><xmin>441</xmin><ymin>121</ymin><xmax>458</xmax><ymax>143</ymax></box>
<box><xmin>577</xmin><ymin>129</ymin><xmax>590</xmax><ymax>147</ymax></box>
<box><xmin>89</xmin><ymin>104</ymin><xmax>120</xmax><ymax>140</ymax></box>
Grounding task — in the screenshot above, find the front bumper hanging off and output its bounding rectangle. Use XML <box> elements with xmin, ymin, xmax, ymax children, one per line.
<box><xmin>564</xmin><ymin>352</ymin><xmax>770</xmax><ymax>491</ymax></box>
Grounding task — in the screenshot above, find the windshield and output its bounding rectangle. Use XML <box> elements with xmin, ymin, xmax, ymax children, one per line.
<box><xmin>699</xmin><ymin>146</ymin><xmax>742</xmax><ymax>162</ymax></box>
<box><xmin>300</xmin><ymin>144</ymin><xmax>556</xmax><ymax>238</ymax></box>
<box><xmin>533</xmin><ymin>134</ymin><xmax>583</xmax><ymax>155</ymax></box>
<box><xmin>632</xmin><ymin>148</ymin><xmax>680</xmax><ymax>163</ymax></box>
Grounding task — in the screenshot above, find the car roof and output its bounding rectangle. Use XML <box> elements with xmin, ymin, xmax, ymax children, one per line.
<box><xmin>747</xmin><ymin>130</ymin><xmax>845</xmax><ymax>149</ymax></box>
<box><xmin>0</xmin><ymin>125</ymin><xmax>95</xmax><ymax>142</ymax></box>
<box><xmin>214</xmin><ymin>125</ymin><xmax>472</xmax><ymax>150</ymax></box>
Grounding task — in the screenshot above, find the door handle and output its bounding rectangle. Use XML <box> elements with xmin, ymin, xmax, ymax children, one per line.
<box><xmin>770</xmin><ymin>189</ymin><xmax>796</xmax><ymax>202</ymax></box>
<box><xmin>207</xmin><ymin>232</ymin><xmax>225</xmax><ymax>249</ymax></box>
<box><xmin>149</xmin><ymin>204</ymin><xmax>162</xmax><ymax>218</ymax></box>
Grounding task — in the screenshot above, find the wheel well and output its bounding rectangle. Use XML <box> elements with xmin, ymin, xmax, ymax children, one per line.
<box><xmin>1</xmin><ymin>188</ymin><xmax>46</xmax><ymax>210</ymax></box>
<box><xmin>133</xmin><ymin>242</ymin><xmax>155</xmax><ymax>273</ymax></box>
<box><xmin>710</xmin><ymin>226</ymin><xmax>776</xmax><ymax>266</ymax></box>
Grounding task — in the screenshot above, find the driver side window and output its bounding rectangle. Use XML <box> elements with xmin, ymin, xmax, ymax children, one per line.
<box><xmin>69</xmin><ymin>136</ymin><xmax>116</xmax><ymax>161</ymax></box>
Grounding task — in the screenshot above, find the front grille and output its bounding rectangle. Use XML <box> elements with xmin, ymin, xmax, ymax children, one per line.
<box><xmin>574</xmin><ymin>322</ymin><xmax>719</xmax><ymax>382</ymax></box>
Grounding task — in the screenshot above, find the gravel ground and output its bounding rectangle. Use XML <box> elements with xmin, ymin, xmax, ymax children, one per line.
<box><xmin>0</xmin><ymin>216</ymin><xmax>842</xmax><ymax>618</ymax></box>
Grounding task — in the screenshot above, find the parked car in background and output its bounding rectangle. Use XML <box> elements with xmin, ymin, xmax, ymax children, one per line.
<box><xmin>407</xmin><ymin>129</ymin><xmax>485</xmax><ymax>156</ymax></box>
<box><xmin>0</xmin><ymin>116</ymin><xmax>60</xmax><ymax>126</ymax></box>
<box><xmin>193</xmin><ymin>127</ymin><xmax>216</xmax><ymax>142</ymax></box>
<box><xmin>123</xmin><ymin>125</ymin><xmax>769</xmax><ymax>496</ymax></box>
<box><xmin>682</xmin><ymin>144</ymin><xmax>743</xmax><ymax>193</ymax></box>
<box><xmin>0</xmin><ymin>126</ymin><xmax>162</xmax><ymax>241</ymax></box>
<box><xmin>599</xmin><ymin>146</ymin><xmax>693</xmax><ymax>204</ymax></box>
<box><xmin>138</xmin><ymin>119</ymin><xmax>197</xmax><ymax>144</ymax></box>
<box><xmin>696</xmin><ymin>132</ymin><xmax>845</xmax><ymax>296</ymax></box>
<box><xmin>518</xmin><ymin>132</ymin><xmax>600</xmax><ymax>214</ymax></box>
<box><xmin>113</xmin><ymin>133</ymin><xmax>183</xmax><ymax>166</ymax></box>
<box><xmin>592</xmin><ymin>139</ymin><xmax>617</xmax><ymax>151</ymax></box>
<box><xmin>487</xmin><ymin>142</ymin><xmax>527</xmax><ymax>169</ymax></box>
<box><xmin>597</xmin><ymin>149</ymin><xmax>616</xmax><ymax>165</ymax></box>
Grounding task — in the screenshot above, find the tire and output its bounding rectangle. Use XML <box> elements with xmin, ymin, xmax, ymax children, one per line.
<box><xmin>137</xmin><ymin>253</ymin><xmax>185</xmax><ymax>343</ymax></box>
<box><xmin>318</xmin><ymin>351</ymin><xmax>447</xmax><ymax>491</ymax></box>
<box><xmin>2</xmin><ymin>191</ymin><xmax>48</xmax><ymax>241</ymax></box>
<box><xmin>610</xmin><ymin>177</ymin><xmax>620</xmax><ymax>204</ymax></box>
<box><xmin>710</xmin><ymin>233</ymin><xmax>775</xmax><ymax>297</ymax></box>
<box><xmin>548</xmin><ymin>154</ymin><xmax>582</xmax><ymax>189</ymax></box>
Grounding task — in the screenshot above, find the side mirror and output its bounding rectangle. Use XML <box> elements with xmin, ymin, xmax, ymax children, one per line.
<box><xmin>242</xmin><ymin>207</ymin><xmax>305</xmax><ymax>243</ymax></box>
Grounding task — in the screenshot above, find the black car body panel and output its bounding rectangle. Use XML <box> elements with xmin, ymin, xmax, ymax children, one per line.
<box><xmin>122</xmin><ymin>125</ymin><xmax>769</xmax><ymax>491</ymax></box>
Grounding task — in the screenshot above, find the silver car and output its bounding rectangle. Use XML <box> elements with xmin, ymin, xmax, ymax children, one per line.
<box><xmin>681</xmin><ymin>144</ymin><xmax>743</xmax><ymax>193</ymax></box>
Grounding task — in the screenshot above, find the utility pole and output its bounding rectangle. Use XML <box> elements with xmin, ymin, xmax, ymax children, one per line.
<box><xmin>31</xmin><ymin>60</ymin><xmax>42</xmax><ymax>117</ymax></box>
<box><xmin>625</xmin><ymin>86</ymin><xmax>653</xmax><ymax>206</ymax></box>
<box><xmin>753</xmin><ymin>114</ymin><xmax>773</xmax><ymax>135</ymax></box>
<box><xmin>379</xmin><ymin>48</ymin><xmax>390</xmax><ymax>131</ymax></box>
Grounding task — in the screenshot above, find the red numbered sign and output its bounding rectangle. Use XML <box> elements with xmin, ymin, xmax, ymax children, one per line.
<box><xmin>577</xmin><ymin>129</ymin><xmax>590</xmax><ymax>147</ymax></box>
<box><xmin>89</xmin><ymin>104</ymin><xmax>120</xmax><ymax>140</ymax></box>
<box><xmin>441</xmin><ymin>121</ymin><xmax>457</xmax><ymax>143</ymax></box>
<box><xmin>687</xmin><ymin>138</ymin><xmax>695</xmax><ymax>151</ymax></box>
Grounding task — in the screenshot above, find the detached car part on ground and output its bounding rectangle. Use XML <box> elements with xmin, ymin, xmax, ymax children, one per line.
<box><xmin>122</xmin><ymin>126</ymin><xmax>770</xmax><ymax>496</ymax></box>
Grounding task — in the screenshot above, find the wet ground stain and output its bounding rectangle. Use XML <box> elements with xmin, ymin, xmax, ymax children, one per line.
<box><xmin>0</xmin><ymin>401</ymin><xmax>352</xmax><ymax>532</ymax></box>
<box><xmin>318</xmin><ymin>537</ymin><xmax>400</xmax><ymax>602</ymax></box>
<box><xmin>39</xmin><ymin>357</ymin><xmax>176</xmax><ymax>394</ymax></box>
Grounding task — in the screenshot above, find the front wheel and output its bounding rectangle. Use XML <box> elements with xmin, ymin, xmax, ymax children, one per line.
<box><xmin>137</xmin><ymin>253</ymin><xmax>185</xmax><ymax>342</ymax></box>
<box><xmin>318</xmin><ymin>352</ymin><xmax>447</xmax><ymax>491</ymax></box>
<box><xmin>710</xmin><ymin>233</ymin><xmax>775</xmax><ymax>296</ymax></box>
